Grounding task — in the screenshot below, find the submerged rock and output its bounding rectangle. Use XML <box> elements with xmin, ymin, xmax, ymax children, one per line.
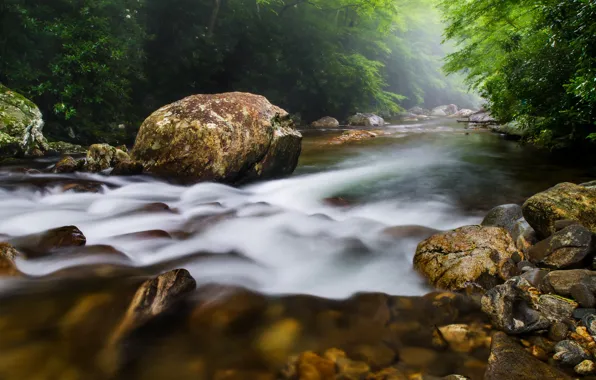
<box><xmin>52</xmin><ymin>156</ymin><xmax>81</xmax><ymax>173</ymax></box>
<box><xmin>413</xmin><ymin>225</ymin><xmax>520</xmax><ymax>291</ymax></box>
<box><xmin>327</xmin><ymin>130</ymin><xmax>378</xmax><ymax>145</ymax></box>
<box><xmin>0</xmin><ymin>83</ymin><xmax>48</xmax><ymax>157</ymax></box>
<box><xmin>10</xmin><ymin>226</ymin><xmax>86</xmax><ymax>259</ymax></box>
<box><xmin>347</xmin><ymin>113</ymin><xmax>385</xmax><ymax>127</ymax></box>
<box><xmin>485</xmin><ymin>332</ymin><xmax>572</xmax><ymax>379</ymax></box>
<box><xmin>522</xmin><ymin>182</ymin><xmax>596</xmax><ymax>238</ymax></box>
<box><xmin>311</xmin><ymin>116</ymin><xmax>339</xmax><ymax>128</ymax></box>
<box><xmin>131</xmin><ymin>92</ymin><xmax>302</xmax><ymax>183</ymax></box>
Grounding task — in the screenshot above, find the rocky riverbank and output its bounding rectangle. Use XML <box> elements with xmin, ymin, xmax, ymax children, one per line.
<box><xmin>414</xmin><ymin>181</ymin><xmax>596</xmax><ymax>378</ymax></box>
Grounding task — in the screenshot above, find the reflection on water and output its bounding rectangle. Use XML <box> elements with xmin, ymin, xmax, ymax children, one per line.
<box><xmin>0</xmin><ymin>119</ymin><xmax>593</xmax><ymax>379</ymax></box>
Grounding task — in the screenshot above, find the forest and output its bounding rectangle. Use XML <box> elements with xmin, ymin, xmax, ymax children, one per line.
<box><xmin>1</xmin><ymin>0</ymin><xmax>477</xmax><ymax>144</ymax></box>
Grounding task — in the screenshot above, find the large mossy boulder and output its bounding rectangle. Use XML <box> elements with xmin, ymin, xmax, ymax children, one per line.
<box><xmin>522</xmin><ymin>182</ymin><xmax>596</xmax><ymax>238</ymax></box>
<box><xmin>413</xmin><ymin>225</ymin><xmax>520</xmax><ymax>291</ymax></box>
<box><xmin>131</xmin><ymin>92</ymin><xmax>302</xmax><ymax>183</ymax></box>
<box><xmin>0</xmin><ymin>84</ymin><xmax>48</xmax><ymax>157</ymax></box>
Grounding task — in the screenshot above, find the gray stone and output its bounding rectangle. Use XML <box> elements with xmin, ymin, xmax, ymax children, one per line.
<box><xmin>529</xmin><ymin>224</ymin><xmax>594</xmax><ymax>269</ymax></box>
<box><xmin>310</xmin><ymin>116</ymin><xmax>340</xmax><ymax>128</ymax></box>
<box><xmin>542</xmin><ymin>269</ymin><xmax>596</xmax><ymax>296</ymax></box>
<box><xmin>553</xmin><ymin>340</ymin><xmax>591</xmax><ymax>367</ymax></box>
<box><xmin>347</xmin><ymin>113</ymin><xmax>385</xmax><ymax>127</ymax></box>
<box><xmin>481</xmin><ymin>204</ymin><xmax>523</xmax><ymax>235</ymax></box>
<box><xmin>571</xmin><ymin>283</ymin><xmax>596</xmax><ymax>308</ymax></box>
<box><xmin>548</xmin><ymin>322</ymin><xmax>569</xmax><ymax>342</ymax></box>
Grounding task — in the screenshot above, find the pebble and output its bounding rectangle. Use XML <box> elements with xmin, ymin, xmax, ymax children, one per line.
<box><xmin>575</xmin><ymin>359</ymin><xmax>596</xmax><ymax>375</ymax></box>
<box><xmin>553</xmin><ymin>340</ymin><xmax>591</xmax><ymax>366</ymax></box>
<box><xmin>548</xmin><ymin>322</ymin><xmax>569</xmax><ymax>342</ymax></box>
<box><xmin>582</xmin><ymin>314</ymin><xmax>596</xmax><ymax>336</ymax></box>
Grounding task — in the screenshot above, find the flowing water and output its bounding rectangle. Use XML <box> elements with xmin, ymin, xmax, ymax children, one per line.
<box><xmin>0</xmin><ymin>119</ymin><xmax>594</xmax><ymax>379</ymax></box>
<box><xmin>0</xmin><ymin>119</ymin><xmax>593</xmax><ymax>297</ymax></box>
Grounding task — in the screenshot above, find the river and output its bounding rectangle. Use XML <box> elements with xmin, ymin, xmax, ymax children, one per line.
<box><xmin>0</xmin><ymin>118</ymin><xmax>593</xmax><ymax>379</ymax></box>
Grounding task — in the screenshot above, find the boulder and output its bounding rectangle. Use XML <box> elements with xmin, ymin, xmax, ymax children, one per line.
<box><xmin>450</xmin><ymin>109</ymin><xmax>475</xmax><ymax>118</ymax></box>
<box><xmin>111</xmin><ymin>160</ymin><xmax>144</xmax><ymax>176</ymax></box>
<box><xmin>408</xmin><ymin>106</ymin><xmax>431</xmax><ymax>116</ymax></box>
<box><xmin>53</xmin><ymin>156</ymin><xmax>81</xmax><ymax>173</ymax></box>
<box><xmin>311</xmin><ymin>116</ymin><xmax>340</xmax><ymax>128</ymax></box>
<box><xmin>485</xmin><ymin>332</ymin><xmax>572</xmax><ymax>380</ymax></box>
<box><xmin>85</xmin><ymin>144</ymin><xmax>130</xmax><ymax>172</ymax></box>
<box><xmin>481</xmin><ymin>204</ymin><xmax>523</xmax><ymax>235</ymax></box>
<box><xmin>469</xmin><ymin>109</ymin><xmax>496</xmax><ymax>123</ymax></box>
<box><xmin>541</xmin><ymin>269</ymin><xmax>596</xmax><ymax>297</ymax></box>
<box><xmin>431</xmin><ymin>105</ymin><xmax>458</xmax><ymax>117</ymax></box>
<box><xmin>0</xmin><ymin>83</ymin><xmax>48</xmax><ymax>157</ymax></box>
<box><xmin>431</xmin><ymin>107</ymin><xmax>448</xmax><ymax>117</ymax></box>
<box><xmin>347</xmin><ymin>113</ymin><xmax>385</xmax><ymax>127</ymax></box>
<box><xmin>413</xmin><ymin>225</ymin><xmax>520</xmax><ymax>291</ymax></box>
<box><xmin>527</xmin><ymin>224</ymin><xmax>594</xmax><ymax>268</ymax></box>
<box><xmin>47</xmin><ymin>141</ymin><xmax>87</xmax><ymax>155</ymax></box>
<box><xmin>131</xmin><ymin>92</ymin><xmax>302</xmax><ymax>183</ymax></box>
<box><xmin>327</xmin><ymin>130</ymin><xmax>378</xmax><ymax>145</ymax></box>
<box><xmin>522</xmin><ymin>182</ymin><xmax>596</xmax><ymax>238</ymax></box>
<box><xmin>481</xmin><ymin>277</ymin><xmax>551</xmax><ymax>334</ymax></box>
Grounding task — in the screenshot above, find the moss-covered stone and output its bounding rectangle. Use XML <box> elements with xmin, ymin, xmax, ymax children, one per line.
<box><xmin>84</xmin><ymin>143</ymin><xmax>130</xmax><ymax>172</ymax></box>
<box><xmin>131</xmin><ymin>92</ymin><xmax>302</xmax><ymax>183</ymax></box>
<box><xmin>0</xmin><ymin>83</ymin><xmax>48</xmax><ymax>157</ymax></box>
<box><xmin>47</xmin><ymin>141</ymin><xmax>87</xmax><ymax>155</ymax></box>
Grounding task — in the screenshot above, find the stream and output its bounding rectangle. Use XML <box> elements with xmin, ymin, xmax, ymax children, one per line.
<box><xmin>0</xmin><ymin>118</ymin><xmax>594</xmax><ymax>379</ymax></box>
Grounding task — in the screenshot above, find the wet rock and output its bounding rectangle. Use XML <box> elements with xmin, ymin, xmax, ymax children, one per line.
<box><xmin>555</xmin><ymin>219</ymin><xmax>581</xmax><ymax>232</ymax></box>
<box><xmin>522</xmin><ymin>182</ymin><xmax>596</xmax><ymax>238</ymax></box>
<box><xmin>517</xmin><ymin>260</ymin><xmax>536</xmax><ymax>272</ymax></box>
<box><xmin>574</xmin><ymin>308</ymin><xmax>596</xmax><ymax>320</ymax></box>
<box><xmin>408</xmin><ymin>106</ymin><xmax>431</xmax><ymax>116</ymax></box>
<box><xmin>536</xmin><ymin>295</ymin><xmax>577</xmax><ymax>323</ymax></box>
<box><xmin>85</xmin><ymin>143</ymin><xmax>130</xmax><ymax>172</ymax></box>
<box><xmin>571</xmin><ymin>283</ymin><xmax>596</xmax><ymax>308</ymax></box>
<box><xmin>435</xmin><ymin>323</ymin><xmax>491</xmax><ymax>353</ymax></box>
<box><xmin>62</xmin><ymin>181</ymin><xmax>104</xmax><ymax>193</ymax></box>
<box><xmin>131</xmin><ymin>92</ymin><xmax>302</xmax><ymax>184</ymax></box>
<box><xmin>297</xmin><ymin>351</ymin><xmax>336</xmax><ymax>379</ymax></box>
<box><xmin>414</xmin><ymin>225</ymin><xmax>520</xmax><ymax>291</ymax></box>
<box><xmin>481</xmin><ymin>204</ymin><xmax>523</xmax><ymax>235</ymax></box>
<box><xmin>10</xmin><ymin>226</ymin><xmax>86</xmax><ymax>259</ymax></box>
<box><xmin>541</xmin><ymin>269</ymin><xmax>596</xmax><ymax>296</ymax></box>
<box><xmin>528</xmin><ymin>224</ymin><xmax>594</xmax><ymax>268</ymax></box>
<box><xmin>367</xmin><ymin>367</ymin><xmax>408</xmax><ymax>379</ymax></box>
<box><xmin>511</xmin><ymin>218</ymin><xmax>538</xmax><ymax>253</ymax></box>
<box><xmin>582</xmin><ymin>314</ymin><xmax>596</xmax><ymax>336</ymax></box>
<box><xmin>46</xmin><ymin>141</ymin><xmax>86</xmax><ymax>155</ymax></box>
<box><xmin>311</xmin><ymin>116</ymin><xmax>340</xmax><ymax>128</ymax></box>
<box><xmin>482</xmin><ymin>278</ymin><xmax>550</xmax><ymax>334</ymax></box>
<box><xmin>0</xmin><ymin>243</ymin><xmax>21</xmax><ymax>276</ymax></box>
<box><xmin>110</xmin><ymin>159</ymin><xmax>144</xmax><ymax>175</ymax></box>
<box><xmin>576</xmin><ymin>359</ymin><xmax>596</xmax><ymax>375</ymax></box>
<box><xmin>469</xmin><ymin>110</ymin><xmax>496</xmax><ymax>124</ymax></box>
<box><xmin>52</xmin><ymin>156</ymin><xmax>80</xmax><ymax>173</ymax></box>
<box><xmin>347</xmin><ymin>113</ymin><xmax>385</xmax><ymax>127</ymax></box>
<box><xmin>529</xmin><ymin>345</ymin><xmax>549</xmax><ymax>361</ymax></box>
<box><xmin>346</xmin><ymin>343</ymin><xmax>396</xmax><ymax>370</ymax></box>
<box><xmin>451</xmin><ymin>109</ymin><xmax>475</xmax><ymax>118</ymax></box>
<box><xmin>549</xmin><ymin>322</ymin><xmax>570</xmax><ymax>342</ymax></box>
<box><xmin>0</xmin><ymin>83</ymin><xmax>48</xmax><ymax>157</ymax></box>
<box><xmin>327</xmin><ymin>130</ymin><xmax>378</xmax><ymax>145</ymax></box>
<box><xmin>382</xmin><ymin>225</ymin><xmax>440</xmax><ymax>241</ymax></box>
<box><xmin>485</xmin><ymin>332</ymin><xmax>572</xmax><ymax>379</ymax></box>
<box><xmin>553</xmin><ymin>340</ymin><xmax>591</xmax><ymax>367</ymax></box>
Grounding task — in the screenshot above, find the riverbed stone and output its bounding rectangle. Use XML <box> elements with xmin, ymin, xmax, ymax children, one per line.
<box><xmin>9</xmin><ymin>226</ymin><xmax>86</xmax><ymax>259</ymax></box>
<box><xmin>111</xmin><ymin>159</ymin><xmax>144</xmax><ymax>176</ymax></box>
<box><xmin>327</xmin><ymin>130</ymin><xmax>378</xmax><ymax>145</ymax></box>
<box><xmin>53</xmin><ymin>155</ymin><xmax>80</xmax><ymax>173</ymax></box>
<box><xmin>0</xmin><ymin>243</ymin><xmax>21</xmax><ymax>276</ymax></box>
<box><xmin>84</xmin><ymin>143</ymin><xmax>130</xmax><ymax>172</ymax></box>
<box><xmin>541</xmin><ymin>269</ymin><xmax>596</xmax><ymax>297</ymax></box>
<box><xmin>408</xmin><ymin>106</ymin><xmax>431</xmax><ymax>116</ymax></box>
<box><xmin>347</xmin><ymin>113</ymin><xmax>385</xmax><ymax>127</ymax></box>
<box><xmin>536</xmin><ymin>295</ymin><xmax>577</xmax><ymax>323</ymax></box>
<box><xmin>485</xmin><ymin>332</ymin><xmax>572</xmax><ymax>380</ymax></box>
<box><xmin>570</xmin><ymin>283</ymin><xmax>596</xmax><ymax>308</ymax></box>
<box><xmin>414</xmin><ymin>225</ymin><xmax>520</xmax><ymax>291</ymax></box>
<box><xmin>554</xmin><ymin>340</ymin><xmax>591</xmax><ymax>367</ymax></box>
<box><xmin>131</xmin><ymin>92</ymin><xmax>302</xmax><ymax>183</ymax></box>
<box><xmin>528</xmin><ymin>224</ymin><xmax>594</xmax><ymax>268</ymax></box>
<box><xmin>481</xmin><ymin>277</ymin><xmax>550</xmax><ymax>334</ymax></box>
<box><xmin>522</xmin><ymin>182</ymin><xmax>596</xmax><ymax>238</ymax></box>
<box><xmin>0</xmin><ymin>83</ymin><xmax>49</xmax><ymax>157</ymax></box>
<box><xmin>311</xmin><ymin>116</ymin><xmax>339</xmax><ymax>128</ymax></box>
<box><xmin>575</xmin><ymin>360</ymin><xmax>596</xmax><ymax>375</ymax></box>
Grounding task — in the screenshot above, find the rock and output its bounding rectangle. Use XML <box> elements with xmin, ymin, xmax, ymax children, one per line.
<box><xmin>111</xmin><ymin>160</ymin><xmax>144</xmax><ymax>176</ymax></box>
<box><xmin>382</xmin><ymin>225</ymin><xmax>440</xmax><ymax>240</ymax></box>
<box><xmin>297</xmin><ymin>352</ymin><xmax>336</xmax><ymax>379</ymax></box>
<box><xmin>542</xmin><ymin>269</ymin><xmax>596</xmax><ymax>296</ymax></box>
<box><xmin>413</xmin><ymin>225</ymin><xmax>520</xmax><ymax>291</ymax></box>
<box><xmin>510</xmin><ymin>218</ymin><xmax>538</xmax><ymax>253</ymax></box>
<box><xmin>485</xmin><ymin>332</ymin><xmax>572</xmax><ymax>380</ymax></box>
<box><xmin>9</xmin><ymin>226</ymin><xmax>86</xmax><ymax>259</ymax></box>
<box><xmin>0</xmin><ymin>83</ymin><xmax>48</xmax><ymax>157</ymax></box>
<box><xmin>346</xmin><ymin>343</ymin><xmax>396</xmax><ymax>370</ymax></box>
<box><xmin>520</xmin><ymin>268</ymin><xmax>547</xmax><ymax>288</ymax></box>
<box><xmin>571</xmin><ymin>283</ymin><xmax>596</xmax><ymax>308</ymax></box>
<box><xmin>522</xmin><ymin>182</ymin><xmax>596</xmax><ymax>238</ymax></box>
<box><xmin>451</xmin><ymin>109</ymin><xmax>475</xmax><ymax>118</ymax></box>
<box><xmin>481</xmin><ymin>204</ymin><xmax>523</xmax><ymax>235</ymax></box>
<box><xmin>528</xmin><ymin>224</ymin><xmax>594</xmax><ymax>268</ymax></box>
<box><xmin>327</xmin><ymin>130</ymin><xmax>378</xmax><ymax>145</ymax></box>
<box><xmin>131</xmin><ymin>92</ymin><xmax>302</xmax><ymax>183</ymax></box>
<box><xmin>53</xmin><ymin>156</ymin><xmax>80</xmax><ymax>173</ymax></box>
<box><xmin>536</xmin><ymin>295</ymin><xmax>577</xmax><ymax>323</ymax></box>
<box><xmin>469</xmin><ymin>109</ymin><xmax>496</xmax><ymax>123</ymax></box>
<box><xmin>435</xmin><ymin>323</ymin><xmax>491</xmax><ymax>353</ymax></box>
<box><xmin>431</xmin><ymin>108</ymin><xmax>447</xmax><ymax>117</ymax></box>
<box><xmin>311</xmin><ymin>116</ymin><xmax>340</xmax><ymax>128</ymax></box>
<box><xmin>47</xmin><ymin>141</ymin><xmax>86</xmax><ymax>155</ymax></box>
<box><xmin>549</xmin><ymin>322</ymin><xmax>570</xmax><ymax>342</ymax></box>
<box><xmin>62</xmin><ymin>181</ymin><xmax>104</xmax><ymax>193</ymax></box>
<box><xmin>553</xmin><ymin>340</ymin><xmax>591</xmax><ymax>367</ymax></box>
<box><xmin>575</xmin><ymin>360</ymin><xmax>596</xmax><ymax>375</ymax></box>
<box><xmin>84</xmin><ymin>143</ymin><xmax>130</xmax><ymax>172</ymax></box>
<box><xmin>347</xmin><ymin>113</ymin><xmax>385</xmax><ymax>127</ymax></box>
<box><xmin>554</xmin><ymin>219</ymin><xmax>581</xmax><ymax>232</ymax></box>
<box><xmin>574</xmin><ymin>308</ymin><xmax>596</xmax><ymax>320</ymax></box>
<box><xmin>431</xmin><ymin>105</ymin><xmax>458</xmax><ymax>117</ymax></box>
<box><xmin>408</xmin><ymin>106</ymin><xmax>431</xmax><ymax>116</ymax></box>
<box><xmin>0</xmin><ymin>243</ymin><xmax>21</xmax><ymax>276</ymax></box>
<box><xmin>481</xmin><ymin>277</ymin><xmax>551</xmax><ymax>334</ymax></box>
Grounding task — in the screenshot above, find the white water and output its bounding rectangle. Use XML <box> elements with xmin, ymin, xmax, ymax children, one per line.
<box><xmin>0</xmin><ymin>144</ymin><xmax>483</xmax><ymax>298</ymax></box>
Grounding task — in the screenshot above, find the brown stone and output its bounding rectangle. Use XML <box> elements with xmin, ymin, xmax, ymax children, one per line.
<box><xmin>53</xmin><ymin>155</ymin><xmax>79</xmax><ymax>173</ymax></box>
<box><xmin>414</xmin><ymin>226</ymin><xmax>520</xmax><ymax>291</ymax></box>
<box><xmin>0</xmin><ymin>243</ymin><xmax>21</xmax><ymax>276</ymax></box>
<box><xmin>297</xmin><ymin>352</ymin><xmax>336</xmax><ymax>380</ymax></box>
<box><xmin>10</xmin><ymin>226</ymin><xmax>86</xmax><ymax>259</ymax></box>
<box><xmin>327</xmin><ymin>130</ymin><xmax>377</xmax><ymax>145</ymax></box>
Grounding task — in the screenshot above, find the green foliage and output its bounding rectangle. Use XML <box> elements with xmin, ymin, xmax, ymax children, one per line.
<box><xmin>2</xmin><ymin>0</ymin><xmax>477</xmax><ymax>143</ymax></box>
<box><xmin>440</xmin><ymin>0</ymin><xmax>596</xmax><ymax>149</ymax></box>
